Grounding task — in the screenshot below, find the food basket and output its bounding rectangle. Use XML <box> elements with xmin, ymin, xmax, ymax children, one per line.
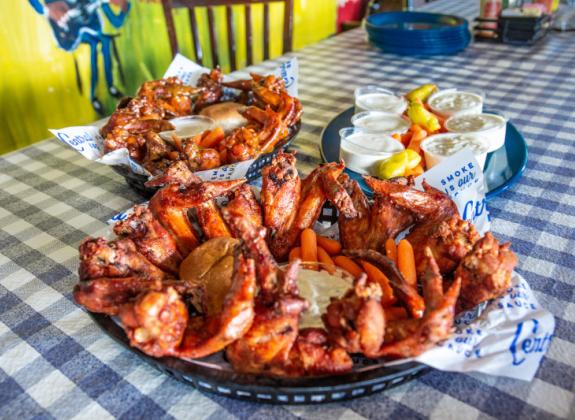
<box><xmin>113</xmin><ymin>121</ymin><xmax>301</xmax><ymax>198</ymax></box>
<box><xmin>89</xmin><ymin>203</ymin><xmax>430</xmax><ymax>404</ymax></box>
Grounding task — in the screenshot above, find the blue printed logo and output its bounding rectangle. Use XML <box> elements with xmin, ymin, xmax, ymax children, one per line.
<box><xmin>509</xmin><ymin>319</ymin><xmax>553</xmax><ymax>366</ymax></box>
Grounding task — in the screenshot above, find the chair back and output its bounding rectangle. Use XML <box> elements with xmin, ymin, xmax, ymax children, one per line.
<box><xmin>161</xmin><ymin>0</ymin><xmax>294</xmax><ymax>71</ymax></box>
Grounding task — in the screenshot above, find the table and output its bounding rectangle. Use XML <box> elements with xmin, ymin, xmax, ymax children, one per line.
<box><xmin>2</xmin><ymin>1</ymin><xmax>574</xmax><ymax>418</ymax></box>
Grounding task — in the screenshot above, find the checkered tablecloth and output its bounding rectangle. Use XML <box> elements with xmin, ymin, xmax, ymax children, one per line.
<box><xmin>2</xmin><ymin>1</ymin><xmax>574</xmax><ymax>418</ymax></box>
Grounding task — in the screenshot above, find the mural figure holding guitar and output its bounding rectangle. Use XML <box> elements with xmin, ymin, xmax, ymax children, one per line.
<box><xmin>29</xmin><ymin>0</ymin><xmax>131</xmax><ymax>114</ymax></box>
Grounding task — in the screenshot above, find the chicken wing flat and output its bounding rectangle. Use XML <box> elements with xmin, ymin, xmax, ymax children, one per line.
<box><xmin>455</xmin><ymin>232</ymin><xmax>517</xmax><ymax>312</ymax></box>
<box><xmin>79</xmin><ymin>238</ymin><xmax>165</xmax><ymax>281</ymax></box>
<box><xmin>222</xmin><ymin>208</ymin><xmax>279</xmax><ymax>294</ymax></box>
<box><xmin>261</xmin><ymin>152</ymin><xmax>300</xmax><ymax>233</ymax></box>
<box><xmin>225</xmin><ymin>184</ymin><xmax>263</xmax><ymax>229</ymax></box>
<box><xmin>149</xmin><ymin>178</ymin><xmax>245</xmax><ymax>255</ymax></box>
<box><xmin>338</xmin><ymin>177</ymin><xmax>413</xmax><ymax>252</ymax></box>
<box><xmin>323</xmin><ymin>274</ymin><xmax>385</xmax><ymax>357</ymax></box>
<box><xmin>407</xmin><ymin>216</ymin><xmax>480</xmax><ymax>276</ymax></box>
<box><xmin>195</xmin><ymin>200</ymin><xmax>232</xmax><ymax>240</ymax></box>
<box><xmin>114</xmin><ymin>205</ymin><xmax>183</xmax><ymax>275</ymax></box>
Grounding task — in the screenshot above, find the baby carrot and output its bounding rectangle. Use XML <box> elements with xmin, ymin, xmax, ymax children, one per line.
<box><xmin>405</xmin><ymin>164</ymin><xmax>425</xmax><ymax>177</ymax></box>
<box><xmin>288</xmin><ymin>247</ymin><xmax>301</xmax><ymax>262</ymax></box>
<box><xmin>385</xmin><ymin>238</ymin><xmax>397</xmax><ymax>264</ymax></box>
<box><xmin>384</xmin><ymin>307</ymin><xmax>408</xmax><ymax>321</ymax></box>
<box><xmin>397</xmin><ymin>239</ymin><xmax>417</xmax><ymax>287</ymax></box>
<box><xmin>401</xmin><ymin>131</ymin><xmax>413</xmax><ymax>147</ymax></box>
<box><xmin>333</xmin><ymin>255</ymin><xmax>364</xmax><ymax>278</ymax></box>
<box><xmin>300</xmin><ymin>228</ymin><xmax>318</xmax><ymax>263</ymax></box>
<box><xmin>317</xmin><ymin>246</ymin><xmax>336</xmax><ymax>274</ymax></box>
<box><xmin>199</xmin><ymin>127</ymin><xmax>225</xmax><ymax>148</ymax></box>
<box><xmin>360</xmin><ymin>260</ymin><xmax>396</xmax><ymax>306</ymax></box>
<box><xmin>316</xmin><ymin>236</ymin><xmax>342</xmax><ymax>255</ymax></box>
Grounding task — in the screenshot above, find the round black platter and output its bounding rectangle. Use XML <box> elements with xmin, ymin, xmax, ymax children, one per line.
<box><xmin>89</xmin><ymin>311</ymin><xmax>428</xmax><ymax>404</ymax></box>
<box><xmin>113</xmin><ymin>121</ymin><xmax>301</xmax><ymax>199</ymax></box>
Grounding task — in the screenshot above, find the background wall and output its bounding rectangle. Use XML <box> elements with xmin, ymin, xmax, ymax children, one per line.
<box><xmin>0</xmin><ymin>0</ymin><xmax>336</xmax><ymax>155</ymax></box>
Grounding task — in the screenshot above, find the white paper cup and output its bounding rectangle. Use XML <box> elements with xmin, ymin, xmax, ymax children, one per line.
<box><xmin>351</xmin><ymin>111</ymin><xmax>410</xmax><ymax>135</ymax></box>
<box><xmin>445</xmin><ymin>113</ymin><xmax>507</xmax><ymax>153</ymax></box>
<box><xmin>428</xmin><ymin>89</ymin><xmax>484</xmax><ymax>118</ymax></box>
<box><xmin>339</xmin><ymin>127</ymin><xmax>404</xmax><ymax>175</ymax></box>
<box><xmin>420</xmin><ymin>133</ymin><xmax>490</xmax><ymax>170</ymax></box>
<box><xmin>354</xmin><ymin>86</ymin><xmax>407</xmax><ymax>115</ymax></box>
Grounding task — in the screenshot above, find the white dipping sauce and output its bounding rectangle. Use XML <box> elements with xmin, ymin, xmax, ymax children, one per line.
<box><xmin>428</xmin><ymin>90</ymin><xmax>483</xmax><ymax>118</ymax></box>
<box><xmin>340</xmin><ymin>128</ymin><xmax>405</xmax><ymax>175</ymax></box>
<box><xmin>296</xmin><ymin>268</ymin><xmax>352</xmax><ymax>329</ymax></box>
<box><xmin>445</xmin><ymin>113</ymin><xmax>507</xmax><ymax>153</ymax></box>
<box><xmin>351</xmin><ymin>111</ymin><xmax>410</xmax><ymax>135</ymax></box>
<box><xmin>421</xmin><ymin>133</ymin><xmax>490</xmax><ymax>170</ymax></box>
<box><xmin>354</xmin><ymin>86</ymin><xmax>407</xmax><ymax>115</ymax></box>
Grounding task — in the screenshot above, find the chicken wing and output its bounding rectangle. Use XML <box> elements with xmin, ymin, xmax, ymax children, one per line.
<box><xmin>79</xmin><ymin>238</ymin><xmax>165</xmax><ymax>281</ymax></box>
<box><xmin>114</xmin><ymin>205</ymin><xmax>183</xmax><ymax>275</ymax></box>
<box><xmin>455</xmin><ymin>232</ymin><xmax>517</xmax><ymax>312</ymax></box>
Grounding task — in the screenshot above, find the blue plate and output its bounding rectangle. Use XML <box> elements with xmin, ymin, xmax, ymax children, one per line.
<box><xmin>368</xmin><ymin>36</ymin><xmax>470</xmax><ymax>56</ymax></box>
<box><xmin>319</xmin><ymin>107</ymin><xmax>528</xmax><ymax>200</ymax></box>
<box><xmin>366</xmin><ymin>12</ymin><xmax>468</xmax><ymax>34</ymax></box>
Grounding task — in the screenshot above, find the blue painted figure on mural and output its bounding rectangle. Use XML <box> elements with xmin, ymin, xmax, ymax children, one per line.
<box><xmin>28</xmin><ymin>0</ymin><xmax>131</xmax><ymax>114</ymax></box>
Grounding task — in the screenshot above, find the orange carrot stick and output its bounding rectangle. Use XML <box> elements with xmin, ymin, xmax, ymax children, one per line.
<box><xmin>333</xmin><ymin>255</ymin><xmax>364</xmax><ymax>278</ymax></box>
<box><xmin>317</xmin><ymin>246</ymin><xmax>336</xmax><ymax>274</ymax></box>
<box><xmin>384</xmin><ymin>307</ymin><xmax>408</xmax><ymax>321</ymax></box>
<box><xmin>397</xmin><ymin>239</ymin><xmax>417</xmax><ymax>287</ymax></box>
<box><xmin>300</xmin><ymin>228</ymin><xmax>318</xmax><ymax>263</ymax></box>
<box><xmin>405</xmin><ymin>164</ymin><xmax>425</xmax><ymax>177</ymax></box>
<box><xmin>316</xmin><ymin>236</ymin><xmax>342</xmax><ymax>255</ymax></box>
<box><xmin>385</xmin><ymin>238</ymin><xmax>397</xmax><ymax>265</ymax></box>
<box><xmin>199</xmin><ymin>127</ymin><xmax>225</xmax><ymax>148</ymax></box>
<box><xmin>288</xmin><ymin>247</ymin><xmax>301</xmax><ymax>263</ymax></box>
<box><xmin>360</xmin><ymin>260</ymin><xmax>396</xmax><ymax>306</ymax></box>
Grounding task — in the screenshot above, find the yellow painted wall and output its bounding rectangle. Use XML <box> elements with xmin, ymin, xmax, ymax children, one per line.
<box><xmin>0</xmin><ymin>0</ymin><xmax>336</xmax><ymax>155</ymax></box>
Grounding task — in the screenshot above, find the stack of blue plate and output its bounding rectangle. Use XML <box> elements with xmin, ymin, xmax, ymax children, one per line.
<box><xmin>366</xmin><ymin>12</ymin><xmax>471</xmax><ymax>56</ymax></box>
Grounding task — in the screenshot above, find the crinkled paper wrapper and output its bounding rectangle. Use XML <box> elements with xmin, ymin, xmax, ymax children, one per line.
<box><xmin>49</xmin><ymin>53</ymin><xmax>299</xmax><ymax>182</ymax></box>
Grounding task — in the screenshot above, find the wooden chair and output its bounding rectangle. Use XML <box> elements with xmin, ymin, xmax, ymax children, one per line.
<box><xmin>161</xmin><ymin>0</ymin><xmax>294</xmax><ymax>71</ymax></box>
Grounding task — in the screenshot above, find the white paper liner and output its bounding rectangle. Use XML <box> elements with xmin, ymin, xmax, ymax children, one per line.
<box><xmin>50</xmin><ymin>54</ymin><xmax>299</xmax><ymax>181</ymax></box>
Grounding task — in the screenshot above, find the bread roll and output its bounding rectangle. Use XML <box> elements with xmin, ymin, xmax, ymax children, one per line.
<box><xmin>199</xmin><ymin>102</ymin><xmax>248</xmax><ymax>134</ymax></box>
<box><xmin>179</xmin><ymin>237</ymin><xmax>240</xmax><ymax>315</ymax></box>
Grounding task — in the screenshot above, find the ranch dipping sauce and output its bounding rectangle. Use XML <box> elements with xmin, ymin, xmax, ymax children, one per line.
<box><xmin>351</xmin><ymin>111</ymin><xmax>410</xmax><ymax>135</ymax></box>
<box><xmin>445</xmin><ymin>113</ymin><xmax>507</xmax><ymax>153</ymax></box>
<box><xmin>354</xmin><ymin>86</ymin><xmax>407</xmax><ymax>115</ymax></box>
<box><xmin>428</xmin><ymin>89</ymin><xmax>484</xmax><ymax>118</ymax></box>
<box><xmin>340</xmin><ymin>127</ymin><xmax>405</xmax><ymax>175</ymax></box>
<box><xmin>421</xmin><ymin>133</ymin><xmax>490</xmax><ymax>170</ymax></box>
<box><xmin>296</xmin><ymin>267</ymin><xmax>352</xmax><ymax>329</ymax></box>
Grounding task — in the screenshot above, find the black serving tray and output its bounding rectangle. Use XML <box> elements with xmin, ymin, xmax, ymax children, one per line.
<box><xmin>90</xmin><ymin>312</ymin><xmax>428</xmax><ymax>404</ymax></box>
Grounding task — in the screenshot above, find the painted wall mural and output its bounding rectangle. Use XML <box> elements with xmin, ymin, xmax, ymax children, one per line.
<box><xmin>0</xmin><ymin>0</ymin><xmax>336</xmax><ymax>154</ymax></box>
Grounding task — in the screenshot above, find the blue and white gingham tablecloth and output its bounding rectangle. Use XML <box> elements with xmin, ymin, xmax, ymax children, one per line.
<box><xmin>1</xmin><ymin>1</ymin><xmax>574</xmax><ymax>418</ymax></box>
